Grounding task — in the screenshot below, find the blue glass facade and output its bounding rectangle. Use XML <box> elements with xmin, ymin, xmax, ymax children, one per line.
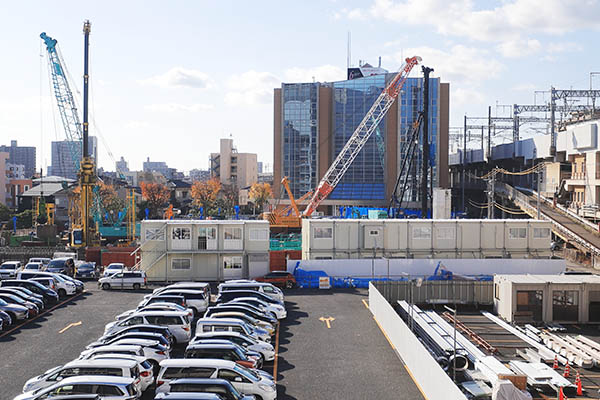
<box><xmin>281</xmin><ymin>83</ymin><xmax>319</xmax><ymax>198</ymax></box>
<box><xmin>330</xmin><ymin>75</ymin><xmax>387</xmax><ymax>200</ymax></box>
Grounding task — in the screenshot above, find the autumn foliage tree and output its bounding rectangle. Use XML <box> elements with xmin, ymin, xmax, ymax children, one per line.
<box><xmin>249</xmin><ymin>182</ymin><xmax>272</xmax><ymax>213</ymax></box>
<box><xmin>98</xmin><ymin>182</ymin><xmax>125</xmax><ymax>221</ymax></box>
<box><xmin>141</xmin><ymin>182</ymin><xmax>170</xmax><ymax>219</ymax></box>
<box><xmin>191</xmin><ymin>178</ymin><xmax>221</xmax><ymax>214</ymax></box>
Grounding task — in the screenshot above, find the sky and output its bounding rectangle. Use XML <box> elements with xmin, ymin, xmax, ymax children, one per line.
<box><xmin>1</xmin><ymin>0</ymin><xmax>600</xmax><ymax>174</ymax></box>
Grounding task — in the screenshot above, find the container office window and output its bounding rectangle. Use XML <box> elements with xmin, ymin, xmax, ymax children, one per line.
<box><xmin>412</xmin><ymin>227</ymin><xmax>431</xmax><ymax>240</ymax></box>
<box><xmin>249</xmin><ymin>228</ymin><xmax>269</xmax><ymax>241</ymax></box>
<box><xmin>172</xmin><ymin>258</ymin><xmax>191</xmax><ymax>270</ymax></box>
<box><xmin>516</xmin><ymin>290</ymin><xmax>543</xmax><ymax>322</ymax></box>
<box><xmin>198</xmin><ymin>227</ymin><xmax>217</xmax><ymax>250</ymax></box>
<box><xmin>509</xmin><ymin>227</ymin><xmax>527</xmax><ymax>239</ymax></box>
<box><xmin>313</xmin><ymin>227</ymin><xmax>333</xmax><ymax>239</ymax></box>
<box><xmin>145</xmin><ymin>228</ymin><xmax>165</xmax><ymax>241</ymax></box>
<box><xmin>533</xmin><ymin>228</ymin><xmax>550</xmax><ymax>238</ymax></box>
<box><xmin>172</xmin><ymin>227</ymin><xmax>190</xmax><ymax>240</ymax></box>
<box><xmin>224</xmin><ymin>227</ymin><xmax>243</xmax><ymax>250</ymax></box>
<box><xmin>223</xmin><ymin>256</ymin><xmax>242</xmax><ymax>269</ymax></box>
<box><xmin>553</xmin><ymin>290</ymin><xmax>579</xmax><ymax>321</ymax></box>
<box><xmin>171</xmin><ymin>227</ymin><xmax>191</xmax><ymax>250</ymax></box>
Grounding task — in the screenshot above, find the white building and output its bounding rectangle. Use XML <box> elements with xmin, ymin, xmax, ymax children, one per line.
<box><xmin>139</xmin><ymin>220</ymin><xmax>270</xmax><ymax>282</ymax></box>
<box><xmin>494</xmin><ymin>274</ymin><xmax>600</xmax><ymax>324</ymax></box>
<box><xmin>301</xmin><ymin>219</ymin><xmax>553</xmax><ymax>260</ymax></box>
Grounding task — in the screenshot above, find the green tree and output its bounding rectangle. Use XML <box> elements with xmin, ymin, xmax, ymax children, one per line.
<box><xmin>16</xmin><ymin>210</ymin><xmax>33</xmax><ymax>229</ymax></box>
<box><xmin>0</xmin><ymin>203</ymin><xmax>11</xmax><ymax>222</ymax></box>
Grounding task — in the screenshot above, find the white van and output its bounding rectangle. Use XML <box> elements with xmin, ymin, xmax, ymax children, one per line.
<box><xmin>218</xmin><ymin>282</ymin><xmax>284</xmax><ymax>302</ymax></box>
<box><xmin>99</xmin><ymin>271</ymin><xmax>147</xmax><ymax>290</ymax></box>
<box><xmin>22</xmin><ymin>358</ymin><xmax>141</xmax><ymax>394</ymax></box>
<box><xmin>104</xmin><ymin>311</ymin><xmax>191</xmax><ymax>344</ymax></box>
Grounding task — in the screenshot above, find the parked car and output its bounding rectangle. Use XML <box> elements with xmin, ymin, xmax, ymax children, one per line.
<box><xmin>192</xmin><ymin>331</ymin><xmax>275</xmax><ymax>361</ymax></box>
<box><xmin>227</xmin><ymin>297</ymin><xmax>286</xmax><ymax>320</ymax></box>
<box><xmin>206</xmin><ymin>312</ymin><xmax>274</xmax><ymax>336</ymax></box>
<box><xmin>79</xmin><ymin>344</ymin><xmax>145</xmax><ymax>360</ymax></box>
<box><xmin>99</xmin><ymin>271</ymin><xmax>146</xmax><ymax>290</ymax></box>
<box><xmin>56</xmin><ymin>273</ymin><xmax>84</xmax><ymax>293</ymax></box>
<box><xmin>145</xmin><ymin>289</ymin><xmax>207</xmax><ymax>316</ymax></box>
<box><xmin>87</xmin><ymin>331</ymin><xmax>171</xmax><ymax>352</ymax></box>
<box><xmin>209</xmin><ymin>304</ymin><xmax>278</xmax><ymax>326</ymax></box>
<box><xmin>155</xmin><ymin>359</ymin><xmax>276</xmax><ymax>399</ymax></box>
<box><xmin>0</xmin><ymin>261</ymin><xmax>22</xmax><ymax>279</ymax></box>
<box><xmin>89</xmin><ymin>354</ymin><xmax>154</xmax><ymax>392</ymax></box>
<box><xmin>183</xmin><ymin>343</ymin><xmax>259</xmax><ymax>369</ymax></box>
<box><xmin>0</xmin><ymin>286</ymin><xmax>45</xmax><ymax>305</ymax></box>
<box><xmin>116</xmin><ymin>303</ymin><xmax>192</xmax><ymax>321</ymax></box>
<box><xmin>155</xmin><ymin>378</ymin><xmax>255</xmax><ymax>400</ymax></box>
<box><xmin>152</xmin><ymin>282</ymin><xmax>211</xmax><ymax>298</ymax></box>
<box><xmin>17</xmin><ymin>271</ymin><xmax>77</xmax><ymax>298</ymax></box>
<box><xmin>256</xmin><ymin>271</ymin><xmax>296</xmax><ymax>289</ymax></box>
<box><xmin>109</xmin><ymin>338</ymin><xmax>170</xmax><ymax>366</ymax></box>
<box><xmin>14</xmin><ymin>375</ymin><xmax>138</xmax><ymax>400</ymax></box>
<box><xmin>189</xmin><ymin>339</ymin><xmax>264</xmax><ymax>368</ymax></box>
<box><xmin>0</xmin><ymin>288</ymin><xmax>45</xmax><ymax>310</ymax></box>
<box><xmin>28</xmin><ymin>258</ymin><xmax>51</xmax><ymax>268</ymax></box>
<box><xmin>0</xmin><ymin>293</ymin><xmax>39</xmax><ymax>316</ymax></box>
<box><xmin>216</xmin><ymin>290</ymin><xmax>284</xmax><ymax>307</ymax></box>
<box><xmin>24</xmin><ymin>262</ymin><xmax>44</xmax><ymax>271</ymax></box>
<box><xmin>137</xmin><ymin>295</ymin><xmax>187</xmax><ymax>310</ymax></box>
<box><xmin>195</xmin><ymin>318</ymin><xmax>270</xmax><ymax>343</ymax></box>
<box><xmin>153</xmin><ymin>394</ymin><xmax>223</xmax><ymax>400</ymax></box>
<box><xmin>97</xmin><ymin>324</ymin><xmax>175</xmax><ymax>347</ymax></box>
<box><xmin>0</xmin><ymin>280</ymin><xmax>59</xmax><ymax>305</ymax></box>
<box><xmin>0</xmin><ymin>309</ymin><xmax>13</xmax><ymax>327</ymax></box>
<box><xmin>30</xmin><ymin>277</ymin><xmax>58</xmax><ymax>292</ymax></box>
<box><xmin>22</xmin><ymin>358</ymin><xmax>142</xmax><ymax>394</ymax></box>
<box><xmin>75</xmin><ymin>262</ymin><xmax>98</xmax><ymax>280</ymax></box>
<box><xmin>0</xmin><ymin>297</ymin><xmax>28</xmax><ymax>323</ymax></box>
<box><xmin>103</xmin><ymin>263</ymin><xmax>126</xmax><ymax>277</ymax></box>
<box><xmin>104</xmin><ymin>311</ymin><xmax>191</xmax><ymax>344</ymax></box>
<box><xmin>46</xmin><ymin>257</ymin><xmax>75</xmax><ymax>276</ymax></box>
<box><xmin>218</xmin><ymin>282</ymin><xmax>284</xmax><ymax>303</ymax></box>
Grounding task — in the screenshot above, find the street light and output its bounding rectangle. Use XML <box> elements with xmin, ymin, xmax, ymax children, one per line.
<box><xmin>444</xmin><ymin>305</ymin><xmax>457</xmax><ymax>383</ymax></box>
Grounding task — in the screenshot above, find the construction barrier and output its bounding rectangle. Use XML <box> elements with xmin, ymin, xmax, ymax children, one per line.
<box><xmin>369</xmin><ymin>282</ymin><xmax>468</xmax><ymax>400</ymax></box>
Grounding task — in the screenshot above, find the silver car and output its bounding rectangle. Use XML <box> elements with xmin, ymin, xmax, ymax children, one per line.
<box><xmin>14</xmin><ymin>375</ymin><xmax>138</xmax><ymax>400</ymax></box>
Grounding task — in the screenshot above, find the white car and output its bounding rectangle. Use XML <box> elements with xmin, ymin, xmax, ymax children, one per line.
<box><xmin>192</xmin><ymin>331</ymin><xmax>275</xmax><ymax>361</ymax></box>
<box><xmin>28</xmin><ymin>258</ymin><xmax>51</xmax><ymax>267</ymax></box>
<box><xmin>228</xmin><ymin>297</ymin><xmax>287</xmax><ymax>319</ymax></box>
<box><xmin>218</xmin><ymin>282</ymin><xmax>284</xmax><ymax>303</ymax></box>
<box><xmin>155</xmin><ymin>359</ymin><xmax>276</xmax><ymax>400</ymax></box>
<box><xmin>90</xmin><ymin>353</ymin><xmax>154</xmax><ymax>392</ymax></box>
<box><xmin>104</xmin><ymin>310</ymin><xmax>192</xmax><ymax>344</ymax></box>
<box><xmin>0</xmin><ymin>261</ymin><xmax>21</xmax><ymax>279</ymax></box>
<box><xmin>23</xmin><ymin>262</ymin><xmax>44</xmax><ymax>271</ymax></box>
<box><xmin>116</xmin><ymin>303</ymin><xmax>192</xmax><ymax>321</ymax></box>
<box><xmin>152</xmin><ymin>282</ymin><xmax>211</xmax><ymax>297</ymax></box>
<box><xmin>103</xmin><ymin>263</ymin><xmax>126</xmax><ymax>277</ymax></box>
<box><xmin>146</xmin><ymin>289</ymin><xmax>208</xmax><ymax>315</ymax></box>
<box><xmin>16</xmin><ymin>271</ymin><xmax>76</xmax><ymax>297</ymax></box>
<box><xmin>195</xmin><ymin>318</ymin><xmax>270</xmax><ymax>343</ymax></box>
<box><xmin>15</xmin><ymin>375</ymin><xmax>138</xmax><ymax>400</ymax></box>
<box><xmin>22</xmin><ymin>358</ymin><xmax>142</xmax><ymax>394</ymax></box>
<box><xmin>110</xmin><ymin>338</ymin><xmax>170</xmax><ymax>365</ymax></box>
<box><xmin>79</xmin><ymin>344</ymin><xmax>145</xmax><ymax>360</ymax></box>
<box><xmin>99</xmin><ymin>271</ymin><xmax>146</xmax><ymax>290</ymax></box>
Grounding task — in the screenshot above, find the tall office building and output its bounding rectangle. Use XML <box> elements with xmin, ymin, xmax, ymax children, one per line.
<box><xmin>0</xmin><ymin>140</ymin><xmax>36</xmax><ymax>178</ymax></box>
<box><xmin>273</xmin><ymin>68</ymin><xmax>449</xmax><ymax>211</ymax></box>
<box><xmin>48</xmin><ymin>137</ymin><xmax>98</xmax><ymax>180</ymax></box>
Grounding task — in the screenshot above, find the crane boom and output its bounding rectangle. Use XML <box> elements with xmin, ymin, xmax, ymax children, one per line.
<box><xmin>302</xmin><ymin>56</ymin><xmax>421</xmax><ymax>217</ymax></box>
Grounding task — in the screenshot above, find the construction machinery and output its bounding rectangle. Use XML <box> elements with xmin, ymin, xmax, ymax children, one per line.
<box><xmin>262</xmin><ymin>177</ymin><xmax>311</xmax><ymax>229</ymax></box>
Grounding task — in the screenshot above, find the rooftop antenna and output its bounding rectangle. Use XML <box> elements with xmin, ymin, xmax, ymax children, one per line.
<box><xmin>347</xmin><ymin>31</ymin><xmax>351</xmax><ymax>69</ymax></box>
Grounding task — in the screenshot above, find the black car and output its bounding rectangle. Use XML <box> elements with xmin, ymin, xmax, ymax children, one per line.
<box><xmin>0</xmin><ymin>280</ymin><xmax>59</xmax><ymax>306</ymax></box>
<box><xmin>0</xmin><ymin>288</ymin><xmax>45</xmax><ymax>310</ymax></box>
<box><xmin>75</xmin><ymin>262</ymin><xmax>97</xmax><ymax>280</ymax></box>
<box><xmin>216</xmin><ymin>290</ymin><xmax>284</xmax><ymax>306</ymax></box>
<box><xmin>98</xmin><ymin>324</ymin><xmax>175</xmax><ymax>346</ymax></box>
<box><xmin>46</xmin><ymin>257</ymin><xmax>75</xmax><ymax>276</ymax></box>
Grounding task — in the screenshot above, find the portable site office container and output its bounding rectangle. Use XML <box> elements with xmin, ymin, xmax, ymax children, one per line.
<box><xmin>302</xmin><ymin>219</ymin><xmax>553</xmax><ymax>260</ymax></box>
<box><xmin>139</xmin><ymin>220</ymin><xmax>270</xmax><ymax>282</ymax></box>
<box><xmin>494</xmin><ymin>274</ymin><xmax>600</xmax><ymax>324</ymax></box>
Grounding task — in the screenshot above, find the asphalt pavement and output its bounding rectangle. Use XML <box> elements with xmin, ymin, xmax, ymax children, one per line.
<box><xmin>276</xmin><ymin>288</ymin><xmax>424</xmax><ymax>400</ymax></box>
<box><xmin>0</xmin><ymin>282</ymin><xmax>148</xmax><ymax>399</ymax></box>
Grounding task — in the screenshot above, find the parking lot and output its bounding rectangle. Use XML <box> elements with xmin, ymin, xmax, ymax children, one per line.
<box><xmin>1</xmin><ymin>284</ymin><xmax>423</xmax><ymax>399</ymax></box>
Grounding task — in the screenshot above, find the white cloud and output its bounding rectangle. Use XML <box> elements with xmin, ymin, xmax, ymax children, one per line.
<box><xmin>224</xmin><ymin>70</ymin><xmax>280</xmax><ymax>106</ymax></box>
<box><xmin>497</xmin><ymin>38</ymin><xmax>541</xmax><ymax>58</ymax></box>
<box><xmin>140</xmin><ymin>67</ymin><xmax>212</xmax><ymax>89</ymax></box>
<box><xmin>124</xmin><ymin>120</ymin><xmax>152</xmax><ymax>130</ymax></box>
<box><xmin>547</xmin><ymin>41</ymin><xmax>584</xmax><ymax>54</ymax></box>
<box><xmin>453</xmin><ymin>88</ymin><xmax>485</xmax><ymax>108</ymax></box>
<box><xmin>144</xmin><ymin>103</ymin><xmax>214</xmax><ymax>113</ymax></box>
<box><xmin>511</xmin><ymin>83</ymin><xmax>537</xmax><ymax>92</ymax></box>
<box><xmin>284</xmin><ymin>65</ymin><xmax>345</xmax><ymax>83</ymax></box>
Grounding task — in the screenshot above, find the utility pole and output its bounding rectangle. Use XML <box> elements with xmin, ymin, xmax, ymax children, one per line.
<box><xmin>421</xmin><ymin>66</ymin><xmax>433</xmax><ymax>218</ymax></box>
<box><xmin>487</xmin><ymin>171</ymin><xmax>494</xmax><ymax>219</ymax></box>
<box><xmin>537</xmin><ymin>165</ymin><xmax>541</xmax><ymax>219</ymax></box>
<box><xmin>462</xmin><ymin>115</ymin><xmax>467</xmax><ymax>214</ymax></box>
<box><xmin>487</xmin><ymin>106</ymin><xmax>492</xmax><ymax>160</ymax></box>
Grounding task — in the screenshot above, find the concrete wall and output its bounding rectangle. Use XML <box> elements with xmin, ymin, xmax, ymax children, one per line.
<box><xmin>369</xmin><ymin>282</ymin><xmax>467</xmax><ymax>400</ymax></box>
<box><xmin>302</xmin><ymin>219</ymin><xmax>553</xmax><ymax>259</ymax></box>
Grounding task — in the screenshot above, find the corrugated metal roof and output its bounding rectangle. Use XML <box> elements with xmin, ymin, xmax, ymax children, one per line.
<box><xmin>496</xmin><ymin>274</ymin><xmax>600</xmax><ymax>284</ymax></box>
<box><xmin>19</xmin><ymin>182</ymin><xmax>73</xmax><ymax>197</ymax></box>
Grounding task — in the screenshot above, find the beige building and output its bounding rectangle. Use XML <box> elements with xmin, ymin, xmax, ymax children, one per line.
<box><xmin>0</xmin><ymin>152</ymin><xmax>8</xmax><ymax>206</ymax></box>
<box><xmin>210</xmin><ymin>138</ymin><xmax>257</xmax><ymax>189</ymax></box>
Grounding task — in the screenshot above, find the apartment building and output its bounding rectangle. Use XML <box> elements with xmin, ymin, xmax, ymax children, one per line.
<box><xmin>210</xmin><ymin>138</ymin><xmax>258</xmax><ymax>188</ymax></box>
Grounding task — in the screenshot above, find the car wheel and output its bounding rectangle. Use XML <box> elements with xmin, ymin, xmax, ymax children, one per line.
<box><xmin>102</xmin><ymin>283</ymin><xmax>111</xmax><ymax>290</ymax></box>
<box><xmin>133</xmin><ymin>283</ymin><xmax>141</xmax><ymax>290</ymax></box>
<box><xmin>58</xmin><ymin>289</ymin><xmax>67</xmax><ymax>298</ymax></box>
<box><xmin>285</xmin><ymin>280</ymin><xmax>294</xmax><ymax>289</ymax></box>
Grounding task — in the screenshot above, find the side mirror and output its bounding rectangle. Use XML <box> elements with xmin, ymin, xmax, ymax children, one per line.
<box><xmin>234</xmin><ymin>376</ymin><xmax>243</xmax><ymax>382</ymax></box>
<box><xmin>56</xmin><ymin>376</ymin><xmax>63</xmax><ymax>381</ymax></box>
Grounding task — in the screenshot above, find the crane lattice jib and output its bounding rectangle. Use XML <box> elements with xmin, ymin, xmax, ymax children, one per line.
<box><xmin>40</xmin><ymin>32</ymin><xmax>83</xmax><ymax>171</ymax></box>
<box><xmin>302</xmin><ymin>56</ymin><xmax>421</xmax><ymax>217</ymax></box>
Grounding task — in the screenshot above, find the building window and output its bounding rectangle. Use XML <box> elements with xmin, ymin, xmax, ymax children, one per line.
<box><xmin>223</xmin><ymin>256</ymin><xmax>242</xmax><ymax>269</ymax></box>
<box><xmin>412</xmin><ymin>227</ymin><xmax>431</xmax><ymax>240</ymax></box>
<box><xmin>533</xmin><ymin>228</ymin><xmax>550</xmax><ymax>238</ymax></box>
<box><xmin>553</xmin><ymin>290</ymin><xmax>579</xmax><ymax>321</ymax></box>
<box><xmin>313</xmin><ymin>227</ymin><xmax>333</xmax><ymax>239</ymax></box>
<box><xmin>224</xmin><ymin>227</ymin><xmax>242</xmax><ymax>240</ymax></box>
<box><xmin>145</xmin><ymin>228</ymin><xmax>165</xmax><ymax>241</ymax></box>
<box><xmin>172</xmin><ymin>227</ymin><xmax>190</xmax><ymax>240</ymax></box>
<box><xmin>509</xmin><ymin>227</ymin><xmax>527</xmax><ymax>239</ymax></box>
<box><xmin>516</xmin><ymin>290</ymin><xmax>543</xmax><ymax>321</ymax></box>
<box><xmin>172</xmin><ymin>258</ymin><xmax>191</xmax><ymax>270</ymax></box>
<box><xmin>249</xmin><ymin>228</ymin><xmax>269</xmax><ymax>241</ymax></box>
<box><xmin>198</xmin><ymin>227</ymin><xmax>216</xmax><ymax>250</ymax></box>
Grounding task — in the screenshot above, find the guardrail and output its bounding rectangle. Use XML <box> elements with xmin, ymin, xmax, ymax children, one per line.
<box><xmin>369</xmin><ymin>282</ymin><xmax>468</xmax><ymax>400</ymax></box>
<box><xmin>373</xmin><ymin>280</ymin><xmax>494</xmax><ymax>305</ymax></box>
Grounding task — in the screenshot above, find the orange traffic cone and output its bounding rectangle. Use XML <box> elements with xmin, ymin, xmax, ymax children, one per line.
<box><xmin>559</xmin><ymin>386</ymin><xmax>565</xmax><ymax>400</ymax></box>
<box><xmin>576</xmin><ymin>371</ymin><xmax>583</xmax><ymax>396</ymax></box>
<box><xmin>553</xmin><ymin>355</ymin><xmax>559</xmax><ymax>369</ymax></box>
<box><xmin>563</xmin><ymin>361</ymin><xmax>570</xmax><ymax>378</ymax></box>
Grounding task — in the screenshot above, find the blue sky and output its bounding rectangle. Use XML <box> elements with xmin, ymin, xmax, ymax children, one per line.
<box><xmin>1</xmin><ymin>0</ymin><xmax>599</xmax><ymax>173</ymax></box>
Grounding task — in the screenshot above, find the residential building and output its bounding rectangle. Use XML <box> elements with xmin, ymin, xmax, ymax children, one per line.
<box><xmin>257</xmin><ymin>162</ymin><xmax>264</xmax><ymax>174</ymax></box>
<box><xmin>301</xmin><ymin>218</ymin><xmax>552</xmax><ymax>260</ymax></box>
<box><xmin>0</xmin><ymin>152</ymin><xmax>8</xmax><ymax>206</ymax></box>
<box><xmin>210</xmin><ymin>138</ymin><xmax>258</xmax><ymax>188</ymax></box>
<box><xmin>5</xmin><ymin>179</ymin><xmax>32</xmax><ymax>208</ymax></box>
<box><xmin>0</xmin><ymin>141</ymin><xmax>36</xmax><ymax>178</ymax></box>
<box><xmin>6</xmin><ymin>163</ymin><xmax>25</xmax><ymax>179</ymax></box>
<box><xmin>138</xmin><ymin>219</ymin><xmax>270</xmax><ymax>282</ymax></box>
<box><xmin>18</xmin><ymin>176</ymin><xmax>77</xmax><ymax>229</ymax></box>
<box><xmin>189</xmin><ymin>168</ymin><xmax>210</xmax><ymax>182</ymax></box>
<box><xmin>48</xmin><ymin>137</ymin><xmax>98</xmax><ymax>180</ymax></box>
<box><xmin>273</xmin><ymin>68</ymin><xmax>449</xmax><ymax>212</ymax></box>
<box><xmin>116</xmin><ymin>156</ymin><xmax>129</xmax><ymax>173</ymax></box>
<box><xmin>143</xmin><ymin>157</ymin><xmax>169</xmax><ymax>177</ymax></box>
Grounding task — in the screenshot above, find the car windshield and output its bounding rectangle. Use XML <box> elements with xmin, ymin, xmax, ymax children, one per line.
<box><xmin>2</xmin><ymin>294</ymin><xmax>25</xmax><ymax>304</ymax></box>
<box><xmin>48</xmin><ymin>260</ymin><xmax>65</xmax><ymax>267</ymax></box>
<box><xmin>233</xmin><ymin>364</ymin><xmax>260</xmax><ymax>382</ymax></box>
<box><xmin>0</xmin><ymin>299</ymin><xmax>8</xmax><ymax>306</ymax></box>
<box><xmin>108</xmin><ymin>265</ymin><xmax>122</xmax><ymax>269</ymax></box>
<box><xmin>79</xmin><ymin>264</ymin><xmax>93</xmax><ymax>270</ymax></box>
<box><xmin>1</xmin><ymin>264</ymin><xmax>16</xmax><ymax>270</ymax></box>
